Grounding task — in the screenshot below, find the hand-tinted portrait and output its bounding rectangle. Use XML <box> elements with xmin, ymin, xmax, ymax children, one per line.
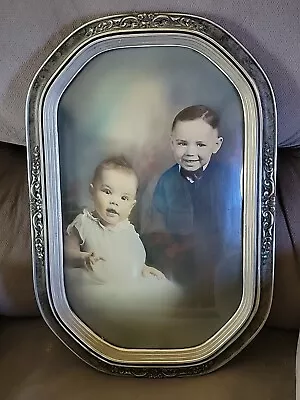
<box><xmin>58</xmin><ymin>45</ymin><xmax>244</xmax><ymax>349</ymax></box>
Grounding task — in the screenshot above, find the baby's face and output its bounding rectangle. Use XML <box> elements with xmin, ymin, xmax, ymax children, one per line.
<box><xmin>171</xmin><ymin>118</ymin><xmax>223</xmax><ymax>171</ymax></box>
<box><xmin>91</xmin><ymin>168</ymin><xmax>137</xmax><ymax>227</ymax></box>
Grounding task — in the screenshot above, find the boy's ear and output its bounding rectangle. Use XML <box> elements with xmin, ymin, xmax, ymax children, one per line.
<box><xmin>89</xmin><ymin>183</ymin><xmax>94</xmax><ymax>195</ymax></box>
<box><xmin>213</xmin><ymin>136</ymin><xmax>224</xmax><ymax>154</ymax></box>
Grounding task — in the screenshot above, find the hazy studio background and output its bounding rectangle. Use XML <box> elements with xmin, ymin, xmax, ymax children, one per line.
<box><xmin>58</xmin><ymin>45</ymin><xmax>243</xmax><ymax>228</ymax></box>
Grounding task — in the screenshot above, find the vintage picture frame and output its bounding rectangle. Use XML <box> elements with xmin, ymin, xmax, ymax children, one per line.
<box><xmin>26</xmin><ymin>12</ymin><xmax>277</xmax><ymax>377</ymax></box>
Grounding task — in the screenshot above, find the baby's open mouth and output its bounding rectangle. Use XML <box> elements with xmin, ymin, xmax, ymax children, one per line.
<box><xmin>106</xmin><ymin>208</ymin><xmax>119</xmax><ymax>215</ymax></box>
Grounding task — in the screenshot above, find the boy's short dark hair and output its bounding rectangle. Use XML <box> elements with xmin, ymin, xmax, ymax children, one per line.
<box><xmin>92</xmin><ymin>155</ymin><xmax>137</xmax><ymax>185</ymax></box>
<box><xmin>172</xmin><ymin>105</ymin><xmax>220</xmax><ymax>131</ymax></box>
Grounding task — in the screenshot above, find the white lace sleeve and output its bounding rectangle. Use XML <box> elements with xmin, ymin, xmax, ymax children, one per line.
<box><xmin>66</xmin><ymin>214</ymin><xmax>85</xmax><ymax>246</ymax></box>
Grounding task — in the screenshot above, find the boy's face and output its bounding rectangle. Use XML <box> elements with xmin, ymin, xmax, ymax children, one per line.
<box><xmin>171</xmin><ymin>118</ymin><xmax>223</xmax><ymax>171</ymax></box>
<box><xmin>90</xmin><ymin>168</ymin><xmax>137</xmax><ymax>227</ymax></box>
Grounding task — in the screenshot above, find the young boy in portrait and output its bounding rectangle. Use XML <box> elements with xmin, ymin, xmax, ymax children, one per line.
<box><xmin>142</xmin><ymin>105</ymin><xmax>237</xmax><ymax>308</ymax></box>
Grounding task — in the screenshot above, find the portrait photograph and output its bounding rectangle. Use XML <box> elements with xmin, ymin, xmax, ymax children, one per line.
<box><xmin>58</xmin><ymin>44</ymin><xmax>244</xmax><ymax>349</ymax></box>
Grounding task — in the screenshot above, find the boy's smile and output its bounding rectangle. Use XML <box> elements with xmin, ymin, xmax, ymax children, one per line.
<box><xmin>171</xmin><ymin>118</ymin><xmax>223</xmax><ymax>171</ymax></box>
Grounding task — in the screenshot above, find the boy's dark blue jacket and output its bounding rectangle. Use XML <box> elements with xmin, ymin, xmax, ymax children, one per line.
<box><xmin>141</xmin><ymin>160</ymin><xmax>242</xmax><ymax>307</ymax></box>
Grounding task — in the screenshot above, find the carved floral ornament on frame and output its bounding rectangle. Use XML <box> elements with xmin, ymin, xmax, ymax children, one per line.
<box><xmin>26</xmin><ymin>12</ymin><xmax>276</xmax><ymax>377</ymax></box>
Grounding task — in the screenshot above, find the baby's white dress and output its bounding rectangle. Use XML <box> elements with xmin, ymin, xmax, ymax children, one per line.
<box><xmin>65</xmin><ymin>210</ymin><xmax>182</xmax><ymax>348</ymax></box>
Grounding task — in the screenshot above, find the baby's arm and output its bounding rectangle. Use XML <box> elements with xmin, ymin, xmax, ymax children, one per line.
<box><xmin>65</xmin><ymin>227</ymin><xmax>99</xmax><ymax>271</ymax></box>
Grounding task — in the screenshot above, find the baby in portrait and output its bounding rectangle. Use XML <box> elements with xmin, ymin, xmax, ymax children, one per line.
<box><xmin>65</xmin><ymin>156</ymin><xmax>164</xmax><ymax>283</ymax></box>
<box><xmin>64</xmin><ymin>156</ymin><xmax>182</xmax><ymax>348</ymax></box>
